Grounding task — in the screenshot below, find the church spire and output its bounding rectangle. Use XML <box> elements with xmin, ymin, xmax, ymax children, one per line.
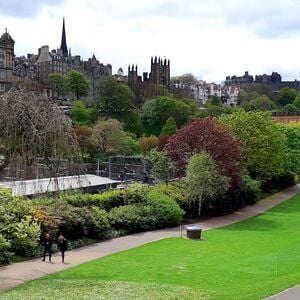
<box><xmin>60</xmin><ymin>17</ymin><xmax>68</xmax><ymax>57</ymax></box>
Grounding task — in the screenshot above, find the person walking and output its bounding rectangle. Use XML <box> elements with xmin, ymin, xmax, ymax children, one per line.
<box><xmin>57</xmin><ymin>235</ymin><xmax>67</xmax><ymax>263</ymax></box>
<box><xmin>42</xmin><ymin>233</ymin><xmax>53</xmax><ymax>262</ymax></box>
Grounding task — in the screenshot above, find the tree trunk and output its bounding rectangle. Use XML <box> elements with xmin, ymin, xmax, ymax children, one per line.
<box><xmin>198</xmin><ymin>192</ymin><xmax>203</xmax><ymax>217</ymax></box>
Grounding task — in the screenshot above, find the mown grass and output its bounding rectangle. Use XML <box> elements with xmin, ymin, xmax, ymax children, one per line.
<box><xmin>1</xmin><ymin>194</ymin><xmax>300</xmax><ymax>300</ymax></box>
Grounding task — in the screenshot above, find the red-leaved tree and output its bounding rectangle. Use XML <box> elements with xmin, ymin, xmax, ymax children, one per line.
<box><xmin>165</xmin><ymin>118</ymin><xmax>244</xmax><ymax>186</ymax></box>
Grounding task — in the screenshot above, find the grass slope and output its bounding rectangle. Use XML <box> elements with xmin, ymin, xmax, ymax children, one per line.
<box><xmin>1</xmin><ymin>194</ymin><xmax>300</xmax><ymax>300</ymax></box>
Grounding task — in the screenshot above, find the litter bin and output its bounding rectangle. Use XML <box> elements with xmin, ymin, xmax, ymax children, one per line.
<box><xmin>186</xmin><ymin>226</ymin><xmax>202</xmax><ymax>239</ymax></box>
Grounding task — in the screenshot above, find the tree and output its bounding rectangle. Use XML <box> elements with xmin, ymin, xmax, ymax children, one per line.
<box><xmin>293</xmin><ymin>94</ymin><xmax>300</xmax><ymax>110</ymax></box>
<box><xmin>238</xmin><ymin>89</ymin><xmax>248</xmax><ymax>105</ymax></box>
<box><xmin>138</xmin><ymin>135</ymin><xmax>159</xmax><ymax>154</ymax></box>
<box><xmin>171</xmin><ymin>73</ymin><xmax>197</xmax><ymax>85</ymax></box>
<box><xmin>65</xmin><ymin>70</ymin><xmax>90</xmax><ymax>100</ymax></box>
<box><xmin>165</xmin><ymin>117</ymin><xmax>243</xmax><ymax>186</ymax></box>
<box><xmin>244</xmin><ymin>95</ymin><xmax>276</xmax><ymax>111</ymax></box>
<box><xmin>0</xmin><ymin>89</ymin><xmax>80</xmax><ymax>179</ymax></box>
<box><xmin>160</xmin><ymin>116</ymin><xmax>177</xmax><ymax>136</ymax></box>
<box><xmin>206</xmin><ymin>95</ymin><xmax>221</xmax><ymax>107</ymax></box>
<box><xmin>220</xmin><ymin>110</ymin><xmax>286</xmax><ymax>181</ymax></box>
<box><xmin>141</xmin><ymin>96</ymin><xmax>193</xmax><ymax>136</ymax></box>
<box><xmin>147</xmin><ymin>149</ymin><xmax>176</xmax><ymax>185</ymax></box>
<box><xmin>90</xmin><ymin>118</ymin><xmax>126</xmax><ymax>155</ymax></box>
<box><xmin>279</xmin><ymin>87</ymin><xmax>298</xmax><ymax>106</ymax></box>
<box><xmin>98</xmin><ymin>76</ymin><xmax>135</xmax><ymax>113</ymax></box>
<box><xmin>71</xmin><ymin>100</ymin><xmax>95</xmax><ymax>126</ymax></box>
<box><xmin>74</xmin><ymin>126</ymin><xmax>93</xmax><ymax>158</ymax></box>
<box><xmin>123</xmin><ymin>134</ymin><xmax>141</xmax><ymax>155</ymax></box>
<box><xmin>48</xmin><ymin>73</ymin><xmax>67</xmax><ymax>98</ymax></box>
<box><xmin>282</xmin><ymin>104</ymin><xmax>299</xmax><ymax>112</ymax></box>
<box><xmin>186</xmin><ymin>152</ymin><xmax>230</xmax><ymax>216</ymax></box>
<box><xmin>276</xmin><ymin>123</ymin><xmax>300</xmax><ymax>174</ymax></box>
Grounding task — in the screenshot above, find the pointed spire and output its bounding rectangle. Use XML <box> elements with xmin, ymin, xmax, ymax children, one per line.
<box><xmin>60</xmin><ymin>17</ymin><xmax>68</xmax><ymax>57</ymax></box>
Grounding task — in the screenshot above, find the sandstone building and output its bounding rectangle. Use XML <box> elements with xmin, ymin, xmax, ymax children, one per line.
<box><xmin>0</xmin><ymin>29</ymin><xmax>14</xmax><ymax>94</ymax></box>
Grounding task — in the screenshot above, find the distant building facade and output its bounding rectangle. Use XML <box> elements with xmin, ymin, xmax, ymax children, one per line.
<box><xmin>0</xmin><ymin>29</ymin><xmax>15</xmax><ymax>94</ymax></box>
<box><xmin>11</xmin><ymin>18</ymin><xmax>112</xmax><ymax>99</ymax></box>
<box><xmin>171</xmin><ymin>80</ymin><xmax>239</xmax><ymax>107</ymax></box>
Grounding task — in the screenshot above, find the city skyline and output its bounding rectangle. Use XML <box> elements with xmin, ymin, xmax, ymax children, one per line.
<box><xmin>2</xmin><ymin>0</ymin><xmax>300</xmax><ymax>82</ymax></box>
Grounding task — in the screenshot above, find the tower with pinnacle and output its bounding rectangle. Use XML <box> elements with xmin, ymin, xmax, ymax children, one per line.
<box><xmin>60</xmin><ymin>17</ymin><xmax>68</xmax><ymax>57</ymax></box>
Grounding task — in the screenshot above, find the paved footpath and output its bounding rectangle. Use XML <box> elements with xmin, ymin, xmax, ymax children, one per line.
<box><xmin>0</xmin><ymin>184</ymin><xmax>299</xmax><ymax>298</ymax></box>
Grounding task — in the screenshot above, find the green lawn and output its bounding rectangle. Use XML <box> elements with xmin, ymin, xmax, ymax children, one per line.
<box><xmin>1</xmin><ymin>194</ymin><xmax>300</xmax><ymax>300</ymax></box>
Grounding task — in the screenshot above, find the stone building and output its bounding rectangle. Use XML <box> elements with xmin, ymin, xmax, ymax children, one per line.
<box><xmin>0</xmin><ymin>29</ymin><xmax>15</xmax><ymax>94</ymax></box>
<box><xmin>83</xmin><ymin>54</ymin><xmax>112</xmax><ymax>98</ymax></box>
<box><xmin>225</xmin><ymin>71</ymin><xmax>300</xmax><ymax>90</ymax></box>
<box><xmin>225</xmin><ymin>71</ymin><xmax>254</xmax><ymax>85</ymax></box>
<box><xmin>13</xmin><ymin>18</ymin><xmax>112</xmax><ymax>99</ymax></box>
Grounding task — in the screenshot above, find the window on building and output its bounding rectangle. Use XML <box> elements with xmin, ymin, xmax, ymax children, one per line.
<box><xmin>0</xmin><ymin>83</ymin><xmax>5</xmax><ymax>91</ymax></box>
<box><xmin>0</xmin><ymin>70</ymin><xmax>5</xmax><ymax>80</ymax></box>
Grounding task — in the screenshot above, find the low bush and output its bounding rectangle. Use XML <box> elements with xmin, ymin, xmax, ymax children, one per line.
<box><xmin>146</xmin><ymin>191</ymin><xmax>184</xmax><ymax>228</ymax></box>
<box><xmin>108</xmin><ymin>205</ymin><xmax>152</xmax><ymax>233</ymax></box>
<box><xmin>59</xmin><ymin>184</ymin><xmax>146</xmax><ymax>211</ymax></box>
<box><xmin>262</xmin><ymin>172</ymin><xmax>296</xmax><ymax>192</ymax></box>
<box><xmin>108</xmin><ymin>191</ymin><xmax>183</xmax><ymax>233</ymax></box>
<box><xmin>151</xmin><ymin>182</ymin><xmax>194</xmax><ymax>217</ymax></box>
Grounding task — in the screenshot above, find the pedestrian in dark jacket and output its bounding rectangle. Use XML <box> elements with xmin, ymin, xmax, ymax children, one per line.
<box><xmin>42</xmin><ymin>233</ymin><xmax>53</xmax><ymax>262</ymax></box>
<box><xmin>57</xmin><ymin>235</ymin><xmax>67</xmax><ymax>263</ymax></box>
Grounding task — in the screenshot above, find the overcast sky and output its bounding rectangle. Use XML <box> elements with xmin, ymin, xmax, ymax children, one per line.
<box><xmin>1</xmin><ymin>0</ymin><xmax>300</xmax><ymax>82</ymax></box>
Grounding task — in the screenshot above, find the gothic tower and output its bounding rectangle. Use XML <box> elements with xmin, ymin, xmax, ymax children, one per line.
<box><xmin>150</xmin><ymin>56</ymin><xmax>170</xmax><ymax>88</ymax></box>
<box><xmin>60</xmin><ymin>17</ymin><xmax>68</xmax><ymax>57</ymax></box>
<box><xmin>0</xmin><ymin>29</ymin><xmax>15</xmax><ymax>94</ymax></box>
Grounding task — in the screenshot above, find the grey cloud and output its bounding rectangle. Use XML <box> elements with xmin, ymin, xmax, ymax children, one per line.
<box><xmin>105</xmin><ymin>0</ymin><xmax>300</xmax><ymax>38</ymax></box>
<box><xmin>0</xmin><ymin>0</ymin><xmax>66</xmax><ymax>18</ymax></box>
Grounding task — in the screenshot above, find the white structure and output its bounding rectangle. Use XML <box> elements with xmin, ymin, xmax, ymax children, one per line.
<box><xmin>0</xmin><ymin>174</ymin><xmax>119</xmax><ymax>196</ymax></box>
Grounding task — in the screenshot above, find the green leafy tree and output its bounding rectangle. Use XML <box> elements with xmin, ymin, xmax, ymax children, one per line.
<box><xmin>276</xmin><ymin>123</ymin><xmax>300</xmax><ymax>174</ymax></box>
<box><xmin>160</xmin><ymin>116</ymin><xmax>177</xmax><ymax>136</ymax></box>
<box><xmin>293</xmin><ymin>94</ymin><xmax>300</xmax><ymax>110</ymax></box>
<box><xmin>279</xmin><ymin>87</ymin><xmax>298</xmax><ymax>106</ymax></box>
<box><xmin>98</xmin><ymin>76</ymin><xmax>135</xmax><ymax>113</ymax></box>
<box><xmin>123</xmin><ymin>133</ymin><xmax>141</xmax><ymax>155</ymax></box>
<box><xmin>238</xmin><ymin>89</ymin><xmax>248</xmax><ymax>105</ymax></box>
<box><xmin>141</xmin><ymin>96</ymin><xmax>193</xmax><ymax>136</ymax></box>
<box><xmin>244</xmin><ymin>95</ymin><xmax>276</xmax><ymax>111</ymax></box>
<box><xmin>282</xmin><ymin>104</ymin><xmax>299</xmax><ymax>112</ymax></box>
<box><xmin>48</xmin><ymin>73</ymin><xmax>67</xmax><ymax>98</ymax></box>
<box><xmin>186</xmin><ymin>152</ymin><xmax>230</xmax><ymax>216</ymax></box>
<box><xmin>220</xmin><ymin>110</ymin><xmax>286</xmax><ymax>181</ymax></box>
<box><xmin>147</xmin><ymin>149</ymin><xmax>176</xmax><ymax>185</ymax></box>
<box><xmin>206</xmin><ymin>95</ymin><xmax>221</xmax><ymax>107</ymax></box>
<box><xmin>71</xmin><ymin>100</ymin><xmax>95</xmax><ymax>126</ymax></box>
<box><xmin>65</xmin><ymin>70</ymin><xmax>90</xmax><ymax>100</ymax></box>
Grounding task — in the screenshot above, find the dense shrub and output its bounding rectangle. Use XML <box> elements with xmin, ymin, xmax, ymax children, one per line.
<box><xmin>108</xmin><ymin>191</ymin><xmax>183</xmax><ymax>233</ymax></box>
<box><xmin>203</xmin><ymin>176</ymin><xmax>261</xmax><ymax>216</ymax></box>
<box><xmin>262</xmin><ymin>172</ymin><xmax>296</xmax><ymax>192</ymax></box>
<box><xmin>46</xmin><ymin>203</ymin><xmax>88</xmax><ymax>240</ymax></box>
<box><xmin>0</xmin><ymin>234</ymin><xmax>12</xmax><ymax>265</ymax></box>
<box><xmin>108</xmin><ymin>205</ymin><xmax>154</xmax><ymax>233</ymax></box>
<box><xmin>0</xmin><ymin>194</ymin><xmax>41</xmax><ymax>258</ymax></box>
<box><xmin>58</xmin><ymin>189</ymin><xmax>126</xmax><ymax>210</ymax></box>
<box><xmin>146</xmin><ymin>191</ymin><xmax>184</xmax><ymax>227</ymax></box>
<box><xmin>85</xmin><ymin>206</ymin><xmax>111</xmax><ymax>239</ymax></box>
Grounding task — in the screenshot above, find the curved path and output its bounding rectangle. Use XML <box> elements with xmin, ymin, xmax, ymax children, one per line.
<box><xmin>0</xmin><ymin>184</ymin><xmax>299</xmax><ymax>297</ymax></box>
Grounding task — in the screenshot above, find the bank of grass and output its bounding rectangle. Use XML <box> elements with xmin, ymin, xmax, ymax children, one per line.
<box><xmin>1</xmin><ymin>194</ymin><xmax>300</xmax><ymax>300</ymax></box>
